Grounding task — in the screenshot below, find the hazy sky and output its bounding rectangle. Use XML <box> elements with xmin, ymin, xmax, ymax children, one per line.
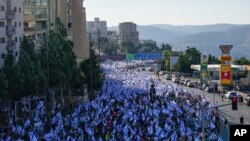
<box><xmin>84</xmin><ymin>0</ymin><xmax>250</xmax><ymax>27</ymax></box>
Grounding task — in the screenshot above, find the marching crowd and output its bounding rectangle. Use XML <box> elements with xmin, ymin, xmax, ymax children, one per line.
<box><xmin>0</xmin><ymin>61</ymin><xmax>223</xmax><ymax>141</ymax></box>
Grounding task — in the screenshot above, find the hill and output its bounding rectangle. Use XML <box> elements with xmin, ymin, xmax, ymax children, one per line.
<box><xmin>169</xmin><ymin>25</ymin><xmax>250</xmax><ymax>58</ymax></box>
<box><xmin>108</xmin><ymin>24</ymin><xmax>250</xmax><ymax>58</ymax></box>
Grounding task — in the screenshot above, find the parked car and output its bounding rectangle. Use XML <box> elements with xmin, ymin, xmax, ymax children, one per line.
<box><xmin>172</xmin><ymin>78</ymin><xmax>180</xmax><ymax>83</ymax></box>
<box><xmin>184</xmin><ymin>79</ymin><xmax>191</xmax><ymax>86</ymax></box>
<box><xmin>159</xmin><ymin>71</ymin><xmax>168</xmax><ymax>76</ymax></box>
<box><xmin>180</xmin><ymin>79</ymin><xmax>185</xmax><ymax>85</ymax></box>
<box><xmin>244</xmin><ymin>94</ymin><xmax>250</xmax><ymax>106</ymax></box>
<box><xmin>149</xmin><ymin>68</ymin><xmax>154</xmax><ymax>72</ymax></box>
<box><xmin>164</xmin><ymin>75</ymin><xmax>172</xmax><ymax>80</ymax></box>
<box><xmin>205</xmin><ymin>87</ymin><xmax>214</xmax><ymax>93</ymax></box>
<box><xmin>224</xmin><ymin>91</ymin><xmax>238</xmax><ymax>99</ymax></box>
<box><xmin>187</xmin><ymin>82</ymin><xmax>195</xmax><ymax>87</ymax></box>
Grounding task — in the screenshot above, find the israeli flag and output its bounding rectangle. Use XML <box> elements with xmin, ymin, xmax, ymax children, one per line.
<box><xmin>209</xmin><ymin>121</ymin><xmax>215</xmax><ymax>129</ymax></box>
<box><xmin>85</xmin><ymin>126</ymin><xmax>93</xmax><ymax>136</ymax></box>
<box><xmin>170</xmin><ymin>131</ymin><xmax>177</xmax><ymax>141</ymax></box>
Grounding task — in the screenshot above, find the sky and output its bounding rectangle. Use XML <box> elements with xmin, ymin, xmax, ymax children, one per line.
<box><xmin>84</xmin><ymin>0</ymin><xmax>250</xmax><ymax>27</ymax></box>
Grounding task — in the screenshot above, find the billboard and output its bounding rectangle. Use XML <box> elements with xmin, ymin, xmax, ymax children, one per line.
<box><xmin>170</xmin><ymin>56</ymin><xmax>179</xmax><ymax>70</ymax></box>
<box><xmin>219</xmin><ymin>45</ymin><xmax>233</xmax><ymax>54</ymax></box>
<box><xmin>220</xmin><ymin>65</ymin><xmax>232</xmax><ymax>85</ymax></box>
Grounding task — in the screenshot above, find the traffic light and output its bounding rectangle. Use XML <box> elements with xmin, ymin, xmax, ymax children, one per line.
<box><xmin>232</xmin><ymin>97</ymin><xmax>238</xmax><ymax>110</ymax></box>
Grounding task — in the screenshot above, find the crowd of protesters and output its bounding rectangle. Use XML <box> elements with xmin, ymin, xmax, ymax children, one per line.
<box><xmin>0</xmin><ymin>61</ymin><xmax>223</xmax><ymax>141</ymax></box>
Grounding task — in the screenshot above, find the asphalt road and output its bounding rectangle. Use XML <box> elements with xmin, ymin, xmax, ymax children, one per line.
<box><xmin>141</xmin><ymin>68</ymin><xmax>250</xmax><ymax>125</ymax></box>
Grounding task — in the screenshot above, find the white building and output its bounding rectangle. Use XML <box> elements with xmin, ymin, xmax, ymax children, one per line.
<box><xmin>0</xmin><ymin>0</ymin><xmax>23</xmax><ymax>67</ymax></box>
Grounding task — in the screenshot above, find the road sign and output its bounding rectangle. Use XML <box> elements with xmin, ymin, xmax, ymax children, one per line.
<box><xmin>200</xmin><ymin>54</ymin><xmax>208</xmax><ymax>63</ymax></box>
<box><xmin>220</xmin><ymin>64</ymin><xmax>232</xmax><ymax>85</ymax></box>
<box><xmin>219</xmin><ymin>45</ymin><xmax>233</xmax><ymax>54</ymax></box>
<box><xmin>125</xmin><ymin>53</ymin><xmax>135</xmax><ymax>60</ymax></box>
<box><xmin>220</xmin><ymin>56</ymin><xmax>232</xmax><ymax>62</ymax></box>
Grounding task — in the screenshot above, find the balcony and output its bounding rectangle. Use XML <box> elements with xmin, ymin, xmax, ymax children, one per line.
<box><xmin>24</xmin><ymin>15</ymin><xmax>34</xmax><ymax>21</ymax></box>
<box><xmin>35</xmin><ymin>14</ymin><xmax>47</xmax><ymax>20</ymax></box>
<box><xmin>7</xmin><ymin>40</ymin><xmax>16</xmax><ymax>50</ymax></box>
<box><xmin>6</xmin><ymin>25</ymin><xmax>16</xmax><ymax>36</ymax></box>
<box><xmin>6</xmin><ymin>10</ymin><xmax>15</xmax><ymax>19</ymax></box>
<box><xmin>35</xmin><ymin>38</ymin><xmax>46</xmax><ymax>47</ymax></box>
<box><xmin>24</xmin><ymin>2</ymin><xmax>47</xmax><ymax>7</ymax></box>
<box><xmin>24</xmin><ymin>27</ymin><xmax>35</xmax><ymax>32</ymax></box>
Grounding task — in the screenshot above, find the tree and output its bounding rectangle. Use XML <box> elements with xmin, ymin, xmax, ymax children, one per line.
<box><xmin>174</xmin><ymin>47</ymin><xmax>201</xmax><ymax>73</ymax></box>
<box><xmin>16</xmin><ymin>37</ymin><xmax>45</xmax><ymax>96</ymax></box>
<box><xmin>104</xmin><ymin>39</ymin><xmax>119</xmax><ymax>55</ymax></box>
<box><xmin>41</xmin><ymin>17</ymin><xmax>84</xmax><ymax>100</ymax></box>
<box><xmin>0</xmin><ymin>69</ymin><xmax>8</xmax><ymax>99</ymax></box>
<box><xmin>139</xmin><ymin>41</ymin><xmax>159</xmax><ymax>53</ymax></box>
<box><xmin>161</xmin><ymin>43</ymin><xmax>172</xmax><ymax>51</ymax></box>
<box><xmin>44</xmin><ymin>17</ymin><xmax>82</xmax><ymax>101</ymax></box>
<box><xmin>162</xmin><ymin>50</ymin><xmax>179</xmax><ymax>71</ymax></box>
<box><xmin>80</xmin><ymin>48</ymin><xmax>103</xmax><ymax>97</ymax></box>
<box><xmin>3</xmin><ymin>51</ymin><xmax>19</xmax><ymax>100</ymax></box>
<box><xmin>208</xmin><ymin>54</ymin><xmax>221</xmax><ymax>64</ymax></box>
<box><xmin>121</xmin><ymin>42</ymin><xmax>138</xmax><ymax>54</ymax></box>
<box><xmin>233</xmin><ymin>57</ymin><xmax>250</xmax><ymax>65</ymax></box>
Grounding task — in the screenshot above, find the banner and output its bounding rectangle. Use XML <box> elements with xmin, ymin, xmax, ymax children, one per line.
<box><xmin>170</xmin><ymin>56</ymin><xmax>179</xmax><ymax>70</ymax></box>
<box><xmin>135</xmin><ymin>53</ymin><xmax>163</xmax><ymax>60</ymax></box>
<box><xmin>220</xmin><ymin>65</ymin><xmax>232</xmax><ymax>85</ymax></box>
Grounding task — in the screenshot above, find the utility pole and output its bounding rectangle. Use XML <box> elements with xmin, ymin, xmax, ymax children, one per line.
<box><xmin>98</xmin><ymin>30</ymin><xmax>101</xmax><ymax>61</ymax></box>
<box><xmin>201</xmin><ymin>104</ymin><xmax>205</xmax><ymax>141</ymax></box>
<box><xmin>46</xmin><ymin>0</ymin><xmax>51</xmax><ymax>102</ymax></box>
<box><xmin>89</xmin><ymin>33</ymin><xmax>93</xmax><ymax>99</ymax></box>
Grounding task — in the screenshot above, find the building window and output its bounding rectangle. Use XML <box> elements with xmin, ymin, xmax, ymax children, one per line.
<box><xmin>15</xmin><ymin>52</ymin><xmax>18</xmax><ymax>56</ymax></box>
<box><xmin>19</xmin><ymin>37</ymin><xmax>22</xmax><ymax>42</ymax></box>
<box><xmin>19</xmin><ymin>22</ymin><xmax>21</xmax><ymax>27</ymax></box>
<box><xmin>0</xmin><ymin>21</ymin><xmax>4</xmax><ymax>27</ymax></box>
<box><xmin>0</xmin><ymin>38</ymin><xmax>5</xmax><ymax>43</ymax></box>
<box><xmin>1</xmin><ymin>53</ymin><xmax>5</xmax><ymax>59</ymax></box>
<box><xmin>14</xmin><ymin>7</ymin><xmax>17</xmax><ymax>13</ymax></box>
<box><xmin>0</xmin><ymin>6</ymin><xmax>4</xmax><ymax>11</ymax></box>
<box><xmin>19</xmin><ymin>7</ymin><xmax>21</xmax><ymax>13</ymax></box>
<box><xmin>68</xmin><ymin>23</ymin><xmax>72</xmax><ymax>28</ymax></box>
<box><xmin>15</xmin><ymin>37</ymin><xmax>18</xmax><ymax>42</ymax></box>
<box><xmin>14</xmin><ymin>22</ymin><xmax>17</xmax><ymax>27</ymax></box>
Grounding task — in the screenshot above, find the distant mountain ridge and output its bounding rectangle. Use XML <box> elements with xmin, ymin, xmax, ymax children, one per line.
<box><xmin>108</xmin><ymin>24</ymin><xmax>250</xmax><ymax>58</ymax></box>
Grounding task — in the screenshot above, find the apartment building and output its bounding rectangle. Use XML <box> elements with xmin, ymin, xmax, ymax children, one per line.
<box><xmin>23</xmin><ymin>0</ymin><xmax>89</xmax><ymax>61</ymax></box>
<box><xmin>107</xmin><ymin>31</ymin><xmax>119</xmax><ymax>42</ymax></box>
<box><xmin>87</xmin><ymin>17</ymin><xmax>107</xmax><ymax>40</ymax></box>
<box><xmin>0</xmin><ymin>0</ymin><xmax>24</xmax><ymax>67</ymax></box>
<box><xmin>118</xmin><ymin>22</ymin><xmax>139</xmax><ymax>45</ymax></box>
<box><xmin>23</xmin><ymin>0</ymin><xmax>47</xmax><ymax>48</ymax></box>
